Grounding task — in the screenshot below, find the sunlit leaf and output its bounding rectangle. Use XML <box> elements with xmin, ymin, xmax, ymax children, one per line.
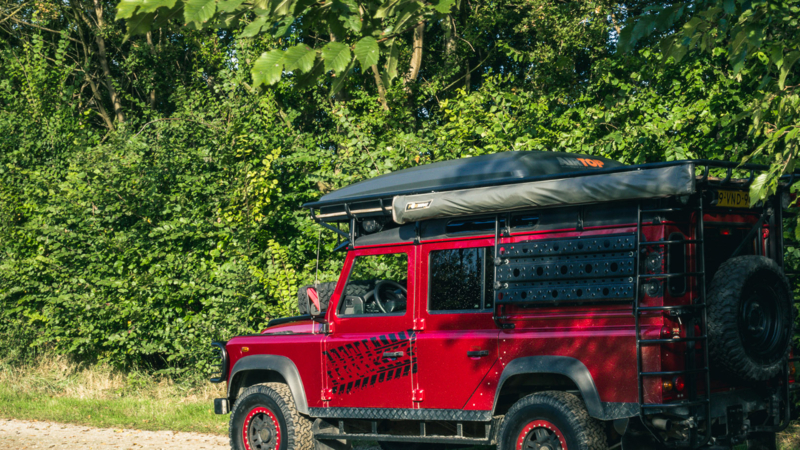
<box><xmin>118</xmin><ymin>0</ymin><xmax>177</xmax><ymax>18</ymax></box>
<box><xmin>321</xmin><ymin>42</ymin><xmax>352</xmax><ymax>74</ymax></box>
<box><xmin>217</xmin><ymin>0</ymin><xmax>246</xmax><ymax>13</ymax></box>
<box><xmin>252</xmin><ymin>50</ymin><xmax>285</xmax><ymax>86</ymax></box>
<box><xmin>354</xmin><ymin>37</ymin><xmax>379</xmax><ymax>68</ymax></box>
<box><xmin>240</xmin><ymin>16</ymin><xmax>268</xmax><ymax>37</ymax></box>
<box><xmin>184</xmin><ymin>0</ymin><xmax>217</xmax><ymax>23</ymax></box>
<box><xmin>433</xmin><ymin>0</ymin><xmax>455</xmax><ymax>14</ymax></box>
<box><xmin>283</xmin><ymin>44</ymin><xmax>317</xmax><ymax>73</ymax></box>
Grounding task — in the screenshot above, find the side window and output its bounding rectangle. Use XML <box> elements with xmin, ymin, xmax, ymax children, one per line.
<box><xmin>338</xmin><ymin>252</ymin><xmax>408</xmax><ymax>316</ymax></box>
<box><xmin>429</xmin><ymin>247</ymin><xmax>495</xmax><ymax>312</ymax></box>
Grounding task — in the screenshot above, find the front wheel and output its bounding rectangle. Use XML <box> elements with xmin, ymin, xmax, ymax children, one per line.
<box><xmin>229</xmin><ymin>382</ymin><xmax>313</xmax><ymax>450</ymax></box>
<box><xmin>498</xmin><ymin>391</ymin><xmax>607</xmax><ymax>450</ymax></box>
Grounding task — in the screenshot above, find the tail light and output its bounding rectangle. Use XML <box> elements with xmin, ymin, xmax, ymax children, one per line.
<box><xmin>673</xmin><ymin>376</ymin><xmax>686</xmax><ymax>392</ymax></box>
<box><xmin>663</xmin><ymin>376</ymin><xmax>686</xmax><ymax>394</ymax></box>
<box><xmin>660</xmin><ymin>325</ymin><xmax>681</xmax><ymax>339</ymax></box>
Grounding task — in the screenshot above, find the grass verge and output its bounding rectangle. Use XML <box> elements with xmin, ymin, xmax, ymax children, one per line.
<box><xmin>781</xmin><ymin>423</ymin><xmax>800</xmax><ymax>450</ymax></box>
<box><xmin>3</xmin><ymin>356</ymin><xmax>800</xmax><ymax>448</ymax></box>
<box><xmin>0</xmin><ymin>355</ymin><xmax>228</xmax><ymax>435</ymax></box>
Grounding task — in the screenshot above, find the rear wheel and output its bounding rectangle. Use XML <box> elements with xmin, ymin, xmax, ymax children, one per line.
<box><xmin>498</xmin><ymin>391</ymin><xmax>607</xmax><ymax>450</ymax></box>
<box><xmin>229</xmin><ymin>382</ymin><xmax>313</xmax><ymax>450</ymax></box>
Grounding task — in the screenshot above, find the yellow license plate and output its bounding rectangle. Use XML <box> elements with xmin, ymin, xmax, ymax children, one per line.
<box><xmin>717</xmin><ymin>190</ymin><xmax>750</xmax><ymax>208</ymax></box>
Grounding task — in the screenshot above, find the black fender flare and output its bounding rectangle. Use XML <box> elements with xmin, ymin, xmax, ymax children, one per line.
<box><xmin>492</xmin><ymin>356</ymin><xmax>637</xmax><ymax>421</ymax></box>
<box><xmin>228</xmin><ymin>355</ymin><xmax>309</xmax><ymax>415</ymax></box>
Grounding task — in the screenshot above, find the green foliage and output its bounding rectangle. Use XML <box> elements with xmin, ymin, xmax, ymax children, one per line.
<box><xmin>118</xmin><ymin>0</ymin><xmax>456</xmax><ymax>94</ymax></box>
<box><xmin>619</xmin><ymin>0</ymin><xmax>800</xmax><ymax>204</ymax></box>
<box><xmin>2</xmin><ymin>0</ymin><xmax>798</xmax><ymax>380</ymax></box>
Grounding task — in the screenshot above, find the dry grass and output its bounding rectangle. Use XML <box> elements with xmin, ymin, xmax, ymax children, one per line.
<box><xmin>0</xmin><ymin>354</ymin><xmax>224</xmax><ymax>401</ymax></box>
<box><xmin>781</xmin><ymin>423</ymin><xmax>800</xmax><ymax>450</ymax></box>
<box><xmin>0</xmin><ymin>355</ymin><xmax>228</xmax><ymax>434</ymax></box>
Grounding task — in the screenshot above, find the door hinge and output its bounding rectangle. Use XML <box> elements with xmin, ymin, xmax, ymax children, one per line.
<box><xmin>321</xmin><ymin>389</ymin><xmax>332</xmax><ymax>401</ymax></box>
<box><xmin>412</xmin><ymin>389</ymin><xmax>425</xmax><ymax>402</ymax></box>
<box><xmin>413</xmin><ymin>318</ymin><xmax>425</xmax><ymax>331</ymax></box>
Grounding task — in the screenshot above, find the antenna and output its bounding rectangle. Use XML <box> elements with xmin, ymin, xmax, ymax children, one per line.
<box><xmin>314</xmin><ymin>230</ymin><xmax>322</xmax><ymax>288</ymax></box>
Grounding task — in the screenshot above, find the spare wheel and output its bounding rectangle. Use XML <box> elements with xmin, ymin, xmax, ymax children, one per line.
<box><xmin>707</xmin><ymin>256</ymin><xmax>794</xmax><ymax>381</ymax></box>
<box><xmin>297</xmin><ymin>282</ymin><xmax>336</xmax><ymax>314</ymax></box>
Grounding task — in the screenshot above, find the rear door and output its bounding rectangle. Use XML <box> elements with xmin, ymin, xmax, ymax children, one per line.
<box><xmin>324</xmin><ymin>244</ymin><xmax>416</xmax><ymax>409</ymax></box>
<box><xmin>414</xmin><ymin>239</ymin><xmax>499</xmax><ymax>409</ymax></box>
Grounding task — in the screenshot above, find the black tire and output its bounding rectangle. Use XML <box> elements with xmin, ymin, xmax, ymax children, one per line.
<box><xmin>707</xmin><ymin>256</ymin><xmax>793</xmax><ymax>381</ymax></box>
<box><xmin>497</xmin><ymin>391</ymin><xmax>607</xmax><ymax>450</ymax></box>
<box><xmin>298</xmin><ymin>280</ymin><xmax>380</xmax><ymax>314</ymax></box>
<box><xmin>297</xmin><ymin>282</ymin><xmax>336</xmax><ymax>314</ymax></box>
<box><xmin>747</xmin><ymin>432</ymin><xmax>777</xmax><ymax>450</ymax></box>
<box><xmin>229</xmin><ymin>382</ymin><xmax>313</xmax><ymax>450</ymax></box>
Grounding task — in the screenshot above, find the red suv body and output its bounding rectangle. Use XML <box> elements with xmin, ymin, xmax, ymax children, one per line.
<box><xmin>212</xmin><ymin>152</ymin><xmax>798</xmax><ymax>450</ymax></box>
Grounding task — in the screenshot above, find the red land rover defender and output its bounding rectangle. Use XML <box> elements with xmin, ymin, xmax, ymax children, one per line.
<box><xmin>211</xmin><ymin>151</ymin><xmax>799</xmax><ymax>450</ymax></box>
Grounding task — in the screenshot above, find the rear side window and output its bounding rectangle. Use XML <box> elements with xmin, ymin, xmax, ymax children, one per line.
<box><xmin>429</xmin><ymin>247</ymin><xmax>494</xmax><ymax>311</ymax></box>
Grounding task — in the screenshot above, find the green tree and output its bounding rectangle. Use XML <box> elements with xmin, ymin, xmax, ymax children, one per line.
<box><xmin>619</xmin><ymin>0</ymin><xmax>800</xmax><ymax>202</ymax></box>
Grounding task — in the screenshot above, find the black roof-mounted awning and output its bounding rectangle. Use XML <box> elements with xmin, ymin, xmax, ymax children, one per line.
<box><xmin>302</xmin><ymin>150</ymin><xmax>793</xmax><ymax>225</ymax></box>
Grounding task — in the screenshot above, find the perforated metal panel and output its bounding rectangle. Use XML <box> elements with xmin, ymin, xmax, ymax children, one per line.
<box><xmin>495</xmin><ymin>234</ymin><xmax>637</xmax><ymax>304</ymax></box>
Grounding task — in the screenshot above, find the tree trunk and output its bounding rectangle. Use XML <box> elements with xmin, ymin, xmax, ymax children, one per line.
<box><xmin>404</xmin><ymin>22</ymin><xmax>424</xmax><ymax>86</ymax></box>
<box><xmin>85</xmin><ymin>74</ymin><xmax>115</xmax><ymax>130</ymax></box>
<box><xmin>465</xmin><ymin>59</ymin><xmax>471</xmax><ymax>91</ymax></box>
<box><xmin>146</xmin><ymin>31</ymin><xmax>156</xmax><ymax>109</ymax></box>
<box><xmin>443</xmin><ymin>15</ymin><xmax>457</xmax><ymax>67</ymax></box>
<box><xmin>93</xmin><ymin>0</ymin><xmax>124</xmax><ymax>124</ymax></box>
<box><xmin>371</xmin><ymin>65</ymin><xmax>389</xmax><ymax>111</ymax></box>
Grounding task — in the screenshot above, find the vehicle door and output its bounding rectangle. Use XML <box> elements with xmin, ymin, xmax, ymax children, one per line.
<box><xmin>414</xmin><ymin>239</ymin><xmax>499</xmax><ymax>410</ymax></box>
<box><xmin>323</xmin><ymin>244</ymin><xmax>416</xmax><ymax>409</ymax></box>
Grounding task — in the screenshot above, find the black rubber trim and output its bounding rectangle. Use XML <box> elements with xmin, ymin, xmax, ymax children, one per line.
<box><xmin>227</xmin><ymin>355</ymin><xmax>310</xmax><ymax>415</ymax></box>
<box><xmin>493</xmin><ymin>355</ymin><xmax>638</xmax><ymax>420</ymax></box>
<box><xmin>315</xmin><ymin>433</ymin><xmax>491</xmax><ymax>445</ymax></box>
<box><xmin>267</xmin><ymin>314</ymin><xmax>312</xmax><ymax>327</ymax></box>
<box><xmin>601</xmin><ymin>401</ymin><xmax>639</xmax><ymax>420</ymax></box>
<box><xmin>308</xmin><ymin>407</ymin><xmax>493</xmax><ymax>422</ymax></box>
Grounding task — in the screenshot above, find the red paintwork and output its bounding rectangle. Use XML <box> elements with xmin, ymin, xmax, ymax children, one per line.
<box><xmin>325</xmin><ymin>244</ymin><xmax>416</xmax><ymax>409</ymax></box>
<box><xmin>416</xmin><ymin>237</ymin><xmax>499</xmax><ymax>410</ymax></box>
<box><xmin>225</xmin><ymin>205</ymin><xmax>791</xmax><ymax>417</ymax></box>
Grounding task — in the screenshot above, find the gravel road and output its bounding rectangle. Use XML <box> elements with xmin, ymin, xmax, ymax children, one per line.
<box><xmin>0</xmin><ymin>419</ymin><xmax>230</xmax><ymax>450</ymax></box>
<box><xmin>0</xmin><ymin>419</ymin><xmax>382</xmax><ymax>450</ymax></box>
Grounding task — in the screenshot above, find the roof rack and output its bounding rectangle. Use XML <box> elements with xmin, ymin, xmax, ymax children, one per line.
<box><xmin>305</xmin><ymin>159</ymin><xmax>798</xmax><ymax>229</ymax></box>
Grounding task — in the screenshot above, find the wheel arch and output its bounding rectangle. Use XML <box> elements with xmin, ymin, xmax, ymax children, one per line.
<box><xmin>228</xmin><ymin>355</ymin><xmax>309</xmax><ymax>415</ymax></box>
<box><xmin>491</xmin><ymin>355</ymin><xmax>637</xmax><ymax>421</ymax></box>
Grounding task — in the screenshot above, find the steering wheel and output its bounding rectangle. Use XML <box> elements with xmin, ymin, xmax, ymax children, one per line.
<box><xmin>373</xmin><ymin>280</ymin><xmax>408</xmax><ymax>314</ymax></box>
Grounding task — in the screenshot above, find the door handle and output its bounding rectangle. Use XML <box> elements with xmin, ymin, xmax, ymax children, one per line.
<box><xmin>467</xmin><ymin>350</ymin><xmax>489</xmax><ymax>357</ymax></box>
<box><xmin>382</xmin><ymin>351</ymin><xmax>404</xmax><ymax>358</ymax></box>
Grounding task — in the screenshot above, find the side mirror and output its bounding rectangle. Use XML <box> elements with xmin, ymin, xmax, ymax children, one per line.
<box><xmin>307</xmin><ymin>287</ymin><xmax>323</xmax><ymax>318</ymax></box>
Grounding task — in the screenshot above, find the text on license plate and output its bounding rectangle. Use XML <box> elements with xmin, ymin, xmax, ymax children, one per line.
<box><xmin>717</xmin><ymin>190</ymin><xmax>750</xmax><ymax>208</ymax></box>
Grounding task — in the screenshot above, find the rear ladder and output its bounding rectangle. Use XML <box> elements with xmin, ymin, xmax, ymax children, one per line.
<box><xmin>635</xmin><ymin>200</ymin><xmax>712</xmax><ymax>448</ymax></box>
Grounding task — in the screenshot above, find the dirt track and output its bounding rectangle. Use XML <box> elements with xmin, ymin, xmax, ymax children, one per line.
<box><xmin>0</xmin><ymin>419</ymin><xmax>230</xmax><ymax>450</ymax></box>
<box><xmin>0</xmin><ymin>419</ymin><xmax>383</xmax><ymax>450</ymax></box>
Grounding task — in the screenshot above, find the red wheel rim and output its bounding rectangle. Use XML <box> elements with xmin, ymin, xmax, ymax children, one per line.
<box><xmin>516</xmin><ymin>419</ymin><xmax>567</xmax><ymax>450</ymax></box>
<box><xmin>242</xmin><ymin>406</ymin><xmax>281</xmax><ymax>450</ymax></box>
